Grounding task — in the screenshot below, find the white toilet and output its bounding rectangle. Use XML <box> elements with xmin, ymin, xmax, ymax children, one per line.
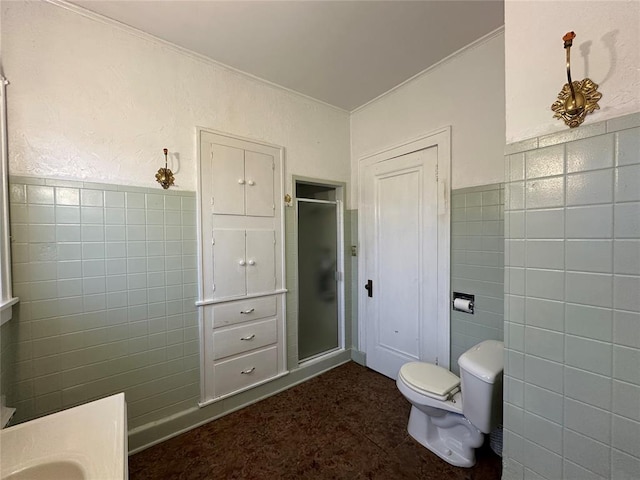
<box><xmin>396</xmin><ymin>340</ymin><xmax>504</xmax><ymax>468</ymax></box>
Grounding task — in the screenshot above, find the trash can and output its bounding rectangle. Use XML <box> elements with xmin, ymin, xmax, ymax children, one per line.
<box><xmin>490</xmin><ymin>425</ymin><xmax>503</xmax><ymax>457</ymax></box>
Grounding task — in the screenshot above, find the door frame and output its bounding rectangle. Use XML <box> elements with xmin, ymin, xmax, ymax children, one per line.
<box><xmin>293</xmin><ymin>177</ymin><xmax>346</xmax><ymax>365</ymax></box>
<box><xmin>357</xmin><ymin>127</ymin><xmax>451</xmax><ymax>369</ymax></box>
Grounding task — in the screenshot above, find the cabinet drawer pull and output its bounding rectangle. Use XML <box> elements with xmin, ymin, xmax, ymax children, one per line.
<box><xmin>240</xmin><ymin>367</ymin><xmax>256</xmax><ymax>375</ymax></box>
<box><xmin>240</xmin><ymin>308</ymin><xmax>255</xmax><ymax>314</ymax></box>
<box><xmin>240</xmin><ymin>334</ymin><xmax>256</xmax><ymax>341</ymax></box>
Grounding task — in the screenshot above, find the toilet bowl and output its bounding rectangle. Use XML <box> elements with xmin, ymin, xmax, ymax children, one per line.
<box><xmin>396</xmin><ymin>340</ymin><xmax>504</xmax><ymax>468</ymax></box>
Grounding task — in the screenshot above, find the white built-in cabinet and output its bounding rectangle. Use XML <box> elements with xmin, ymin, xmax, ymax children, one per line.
<box><xmin>210</xmin><ymin>144</ymin><xmax>275</xmax><ymax>217</ymax></box>
<box><xmin>212</xmin><ymin>229</ymin><xmax>275</xmax><ymax>299</ymax></box>
<box><xmin>197</xmin><ymin>130</ymin><xmax>287</xmax><ymax>405</ymax></box>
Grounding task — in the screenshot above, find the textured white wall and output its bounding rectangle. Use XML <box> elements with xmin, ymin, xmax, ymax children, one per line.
<box><xmin>350</xmin><ymin>31</ymin><xmax>506</xmax><ymax>201</ymax></box>
<box><xmin>505</xmin><ymin>0</ymin><xmax>640</xmax><ymax>143</ymax></box>
<box><xmin>1</xmin><ymin>1</ymin><xmax>350</xmax><ymax>195</ymax></box>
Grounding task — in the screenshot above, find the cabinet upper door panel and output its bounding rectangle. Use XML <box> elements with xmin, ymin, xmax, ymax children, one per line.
<box><xmin>245</xmin><ymin>150</ymin><xmax>275</xmax><ymax>217</ymax></box>
<box><xmin>246</xmin><ymin>230</ymin><xmax>276</xmax><ymax>295</ymax></box>
<box><xmin>213</xmin><ymin>229</ymin><xmax>246</xmax><ymax>299</ymax></box>
<box><xmin>211</xmin><ymin>144</ymin><xmax>245</xmax><ymax>216</ymax></box>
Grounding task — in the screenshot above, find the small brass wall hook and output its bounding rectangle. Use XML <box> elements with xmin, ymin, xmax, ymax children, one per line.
<box><xmin>551</xmin><ymin>31</ymin><xmax>602</xmax><ymax>128</ymax></box>
<box><xmin>156</xmin><ymin>148</ymin><xmax>175</xmax><ymax>189</ymax></box>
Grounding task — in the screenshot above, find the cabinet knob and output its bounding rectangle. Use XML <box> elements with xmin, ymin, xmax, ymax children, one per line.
<box><xmin>247</xmin><ymin>180</ymin><xmax>255</xmax><ymax>186</ymax></box>
<box><xmin>238</xmin><ymin>179</ymin><xmax>246</xmax><ymax>185</ymax></box>
<box><xmin>238</xmin><ymin>260</ymin><xmax>246</xmax><ymax>266</ymax></box>
<box><xmin>248</xmin><ymin>259</ymin><xmax>256</xmax><ymax>266</ymax></box>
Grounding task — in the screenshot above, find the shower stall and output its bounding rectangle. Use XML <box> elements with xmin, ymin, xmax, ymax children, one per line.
<box><xmin>296</xmin><ymin>181</ymin><xmax>344</xmax><ymax>363</ymax></box>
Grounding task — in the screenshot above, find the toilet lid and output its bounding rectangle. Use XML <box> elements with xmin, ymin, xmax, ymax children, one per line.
<box><xmin>399</xmin><ymin>362</ymin><xmax>460</xmax><ymax>400</ymax></box>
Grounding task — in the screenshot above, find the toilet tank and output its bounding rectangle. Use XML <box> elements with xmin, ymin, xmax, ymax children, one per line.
<box><xmin>457</xmin><ymin>340</ymin><xmax>504</xmax><ymax>434</ymax></box>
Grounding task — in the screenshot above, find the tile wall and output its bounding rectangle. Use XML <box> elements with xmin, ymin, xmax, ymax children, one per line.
<box><xmin>450</xmin><ymin>184</ymin><xmax>505</xmax><ymax>373</ymax></box>
<box><xmin>5</xmin><ymin>177</ymin><xmax>200</xmax><ymax>429</ymax></box>
<box><xmin>502</xmin><ymin>113</ymin><xmax>640</xmax><ymax>480</ymax></box>
<box><xmin>349</xmin><ymin>211</ymin><xmax>361</xmax><ymax>363</ymax></box>
<box><xmin>344</xmin><ymin>210</ymin><xmax>354</xmax><ymax>352</ymax></box>
<box><xmin>3</xmin><ymin>176</ymin><xmax>355</xmax><ymax>449</ymax></box>
<box><xmin>284</xmin><ymin>207</ymin><xmax>299</xmax><ymax>368</ymax></box>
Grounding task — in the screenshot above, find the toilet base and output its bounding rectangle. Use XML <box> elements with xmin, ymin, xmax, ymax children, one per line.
<box><xmin>407</xmin><ymin>405</ymin><xmax>484</xmax><ymax>468</ymax></box>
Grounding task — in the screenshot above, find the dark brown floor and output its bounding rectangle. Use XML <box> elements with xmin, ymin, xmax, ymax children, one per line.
<box><xmin>129</xmin><ymin>362</ymin><xmax>501</xmax><ymax>479</ymax></box>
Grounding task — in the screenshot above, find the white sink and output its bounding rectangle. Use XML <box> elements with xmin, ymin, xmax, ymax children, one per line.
<box><xmin>0</xmin><ymin>393</ymin><xmax>128</xmax><ymax>480</ymax></box>
<box><xmin>3</xmin><ymin>460</ymin><xmax>85</xmax><ymax>480</ymax></box>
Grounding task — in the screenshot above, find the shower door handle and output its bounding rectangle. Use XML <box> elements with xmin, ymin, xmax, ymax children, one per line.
<box><xmin>365</xmin><ymin>279</ymin><xmax>373</xmax><ymax>298</ymax></box>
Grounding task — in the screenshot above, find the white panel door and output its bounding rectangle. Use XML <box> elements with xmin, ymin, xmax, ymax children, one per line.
<box><xmin>213</xmin><ymin>229</ymin><xmax>247</xmax><ymax>298</ymax></box>
<box><xmin>246</xmin><ymin>230</ymin><xmax>276</xmax><ymax>295</ymax></box>
<box><xmin>211</xmin><ymin>144</ymin><xmax>245</xmax><ymax>215</ymax></box>
<box><xmin>245</xmin><ymin>150</ymin><xmax>275</xmax><ymax>217</ymax></box>
<box><xmin>363</xmin><ymin>147</ymin><xmax>438</xmax><ymax>379</ymax></box>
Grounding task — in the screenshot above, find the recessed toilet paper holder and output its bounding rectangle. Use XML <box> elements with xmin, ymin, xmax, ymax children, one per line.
<box><xmin>452</xmin><ymin>292</ymin><xmax>475</xmax><ymax>314</ymax></box>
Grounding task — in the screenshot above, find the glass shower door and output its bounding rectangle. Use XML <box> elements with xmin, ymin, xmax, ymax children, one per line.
<box><xmin>297</xmin><ymin>199</ymin><xmax>339</xmax><ymax>361</ymax></box>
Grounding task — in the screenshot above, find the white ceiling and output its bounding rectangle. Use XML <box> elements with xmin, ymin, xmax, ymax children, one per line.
<box><xmin>71</xmin><ymin>0</ymin><xmax>504</xmax><ymax>111</ymax></box>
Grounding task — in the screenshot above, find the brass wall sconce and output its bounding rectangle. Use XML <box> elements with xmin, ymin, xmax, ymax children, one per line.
<box><xmin>551</xmin><ymin>31</ymin><xmax>602</xmax><ymax>128</ymax></box>
<box><xmin>155</xmin><ymin>148</ymin><xmax>175</xmax><ymax>189</ymax></box>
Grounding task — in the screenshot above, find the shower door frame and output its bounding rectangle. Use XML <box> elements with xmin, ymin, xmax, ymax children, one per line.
<box><xmin>294</xmin><ymin>182</ymin><xmax>346</xmax><ymax>365</ymax></box>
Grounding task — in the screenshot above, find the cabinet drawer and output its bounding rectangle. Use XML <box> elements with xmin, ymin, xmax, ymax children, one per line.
<box><xmin>214</xmin><ymin>346</ymin><xmax>278</xmax><ymax>397</ymax></box>
<box><xmin>213</xmin><ymin>318</ymin><xmax>277</xmax><ymax>360</ymax></box>
<box><xmin>213</xmin><ymin>296</ymin><xmax>277</xmax><ymax>328</ymax></box>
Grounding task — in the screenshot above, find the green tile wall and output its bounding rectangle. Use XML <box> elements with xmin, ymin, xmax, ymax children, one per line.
<box><xmin>5</xmin><ymin>177</ymin><xmax>199</xmax><ymax>428</ymax></box>
<box><xmin>348</xmin><ymin>210</ymin><xmax>359</xmax><ymax>358</ymax></box>
<box><xmin>450</xmin><ymin>183</ymin><xmax>505</xmax><ymax>374</ymax></box>
<box><xmin>502</xmin><ymin>113</ymin><xmax>640</xmax><ymax>480</ymax></box>
<box><xmin>284</xmin><ymin>206</ymin><xmax>299</xmax><ymax>367</ymax></box>
<box><xmin>344</xmin><ymin>209</ymin><xmax>354</xmax><ymax>350</ymax></box>
<box><xmin>3</xmin><ymin>176</ymin><xmax>357</xmax><ymax>449</ymax></box>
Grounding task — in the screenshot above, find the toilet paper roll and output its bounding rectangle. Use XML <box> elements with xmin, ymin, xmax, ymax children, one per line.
<box><xmin>453</xmin><ymin>298</ymin><xmax>473</xmax><ymax>313</ymax></box>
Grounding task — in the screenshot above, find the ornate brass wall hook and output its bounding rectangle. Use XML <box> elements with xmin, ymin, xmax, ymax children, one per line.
<box><xmin>551</xmin><ymin>31</ymin><xmax>602</xmax><ymax>128</ymax></box>
<box><xmin>155</xmin><ymin>148</ymin><xmax>175</xmax><ymax>189</ymax></box>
